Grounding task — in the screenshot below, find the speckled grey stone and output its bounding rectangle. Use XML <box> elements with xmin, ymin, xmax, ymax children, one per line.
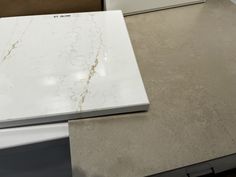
<box><xmin>69</xmin><ymin>1</ymin><xmax>236</xmax><ymax>177</ymax></box>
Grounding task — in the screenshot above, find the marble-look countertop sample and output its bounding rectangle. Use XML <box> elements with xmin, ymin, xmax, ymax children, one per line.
<box><xmin>0</xmin><ymin>11</ymin><xmax>149</xmax><ymax>128</ymax></box>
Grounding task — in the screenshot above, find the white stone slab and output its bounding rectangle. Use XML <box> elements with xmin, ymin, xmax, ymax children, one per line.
<box><xmin>105</xmin><ymin>0</ymin><xmax>205</xmax><ymax>15</ymax></box>
<box><xmin>0</xmin><ymin>11</ymin><xmax>149</xmax><ymax>128</ymax></box>
<box><xmin>0</xmin><ymin>123</ymin><xmax>68</xmax><ymax>150</ymax></box>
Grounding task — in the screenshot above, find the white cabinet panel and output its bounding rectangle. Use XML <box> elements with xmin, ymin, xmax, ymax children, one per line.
<box><xmin>231</xmin><ymin>0</ymin><xmax>236</xmax><ymax>4</ymax></box>
<box><xmin>0</xmin><ymin>123</ymin><xmax>68</xmax><ymax>150</ymax></box>
<box><xmin>105</xmin><ymin>0</ymin><xmax>206</xmax><ymax>15</ymax></box>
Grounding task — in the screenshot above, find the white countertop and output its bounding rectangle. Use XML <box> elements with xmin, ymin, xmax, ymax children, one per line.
<box><xmin>0</xmin><ymin>11</ymin><xmax>149</xmax><ymax>128</ymax></box>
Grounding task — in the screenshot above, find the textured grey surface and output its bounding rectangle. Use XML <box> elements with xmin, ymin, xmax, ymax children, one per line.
<box><xmin>69</xmin><ymin>0</ymin><xmax>236</xmax><ymax>177</ymax></box>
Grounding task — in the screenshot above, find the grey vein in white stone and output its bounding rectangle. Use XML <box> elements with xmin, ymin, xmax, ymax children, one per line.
<box><xmin>79</xmin><ymin>15</ymin><xmax>104</xmax><ymax>111</ymax></box>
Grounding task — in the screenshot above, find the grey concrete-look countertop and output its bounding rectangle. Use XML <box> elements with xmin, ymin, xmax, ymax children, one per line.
<box><xmin>69</xmin><ymin>0</ymin><xmax>236</xmax><ymax>177</ymax></box>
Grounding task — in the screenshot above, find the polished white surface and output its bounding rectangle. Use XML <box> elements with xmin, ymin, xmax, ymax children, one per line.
<box><xmin>0</xmin><ymin>11</ymin><xmax>149</xmax><ymax>128</ymax></box>
<box><xmin>105</xmin><ymin>0</ymin><xmax>205</xmax><ymax>15</ymax></box>
<box><xmin>0</xmin><ymin>123</ymin><xmax>68</xmax><ymax>150</ymax></box>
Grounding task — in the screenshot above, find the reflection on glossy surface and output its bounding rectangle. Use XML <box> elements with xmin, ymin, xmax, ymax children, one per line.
<box><xmin>43</xmin><ymin>77</ymin><xmax>57</xmax><ymax>86</ymax></box>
